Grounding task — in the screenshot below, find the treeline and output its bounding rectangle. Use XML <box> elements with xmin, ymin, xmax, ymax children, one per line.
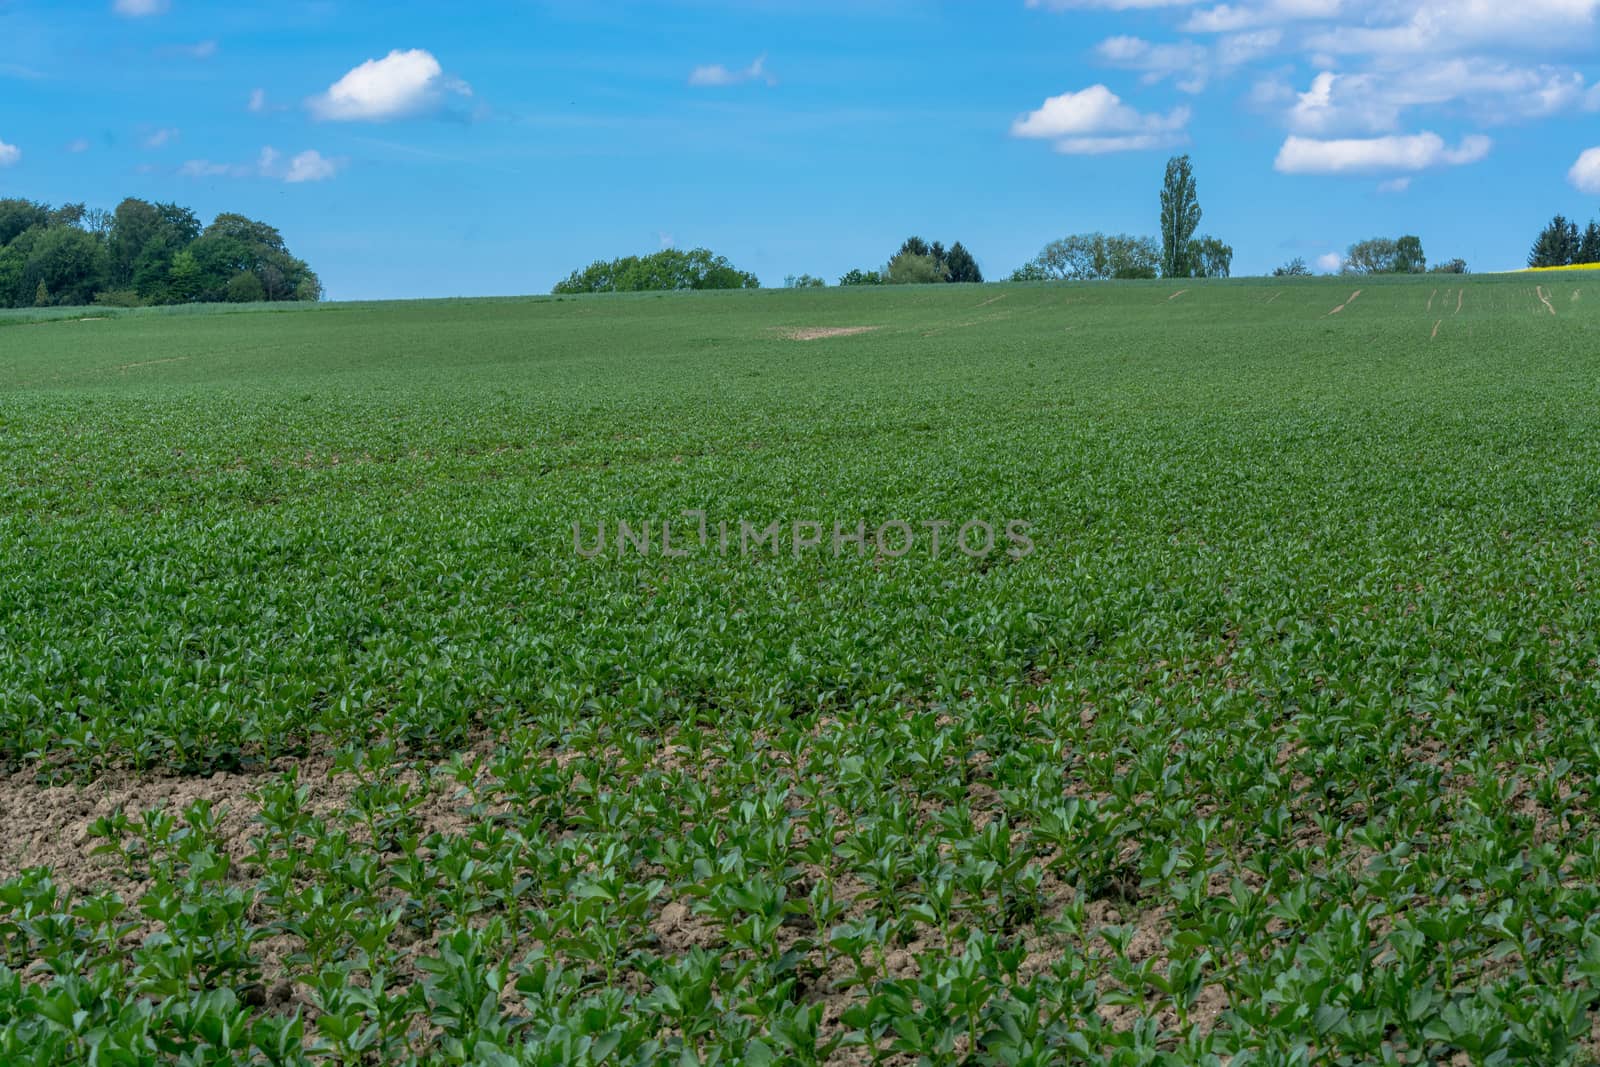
<box><xmin>1274</xmin><ymin>236</ymin><xmax>1467</xmax><ymax>277</ymax></box>
<box><xmin>1010</xmin><ymin>156</ymin><xmax>1232</xmax><ymax>282</ymax></box>
<box><xmin>553</xmin><ymin>248</ymin><xmax>759</xmax><ymax>294</ymax></box>
<box><xmin>835</xmin><ymin>237</ymin><xmax>984</xmax><ymax>286</ymax></box>
<box><xmin>1529</xmin><ymin>215</ymin><xmax>1600</xmax><ymax>268</ymax></box>
<box><xmin>0</xmin><ymin>198</ymin><xmax>321</xmax><ymax>309</ymax></box>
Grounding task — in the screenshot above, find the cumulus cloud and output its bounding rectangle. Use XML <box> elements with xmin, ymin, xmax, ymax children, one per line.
<box><xmin>1097</xmin><ymin>30</ymin><xmax>1279</xmax><ymax>92</ymax></box>
<box><xmin>1571</xmin><ymin>147</ymin><xmax>1600</xmax><ymax>194</ymax></box>
<box><xmin>1274</xmin><ymin>131</ymin><xmax>1491</xmax><ymax>173</ymax></box>
<box><xmin>1316</xmin><ymin>251</ymin><xmax>1344</xmax><ymax>272</ymax></box>
<box><xmin>180</xmin><ymin>145</ymin><xmax>343</xmax><ymax>183</ymax></box>
<box><xmin>1012</xmin><ymin>84</ymin><xmax>1190</xmax><ymax>153</ymax></box>
<box><xmin>0</xmin><ymin>139</ymin><xmax>19</xmax><ymax>167</ymax></box>
<box><xmin>309</xmin><ymin>49</ymin><xmax>471</xmax><ymax>122</ymax></box>
<box><xmin>113</xmin><ymin>0</ymin><xmax>168</xmax><ymax>15</ymax></box>
<box><xmin>688</xmin><ymin>55</ymin><xmax>776</xmax><ymax>88</ymax></box>
<box><xmin>1027</xmin><ymin>0</ymin><xmax>1600</xmax><ymax>182</ymax></box>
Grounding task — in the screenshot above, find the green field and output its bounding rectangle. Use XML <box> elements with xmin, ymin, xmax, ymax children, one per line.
<box><xmin>4</xmin><ymin>274</ymin><xmax>1600</xmax><ymax>1064</ymax></box>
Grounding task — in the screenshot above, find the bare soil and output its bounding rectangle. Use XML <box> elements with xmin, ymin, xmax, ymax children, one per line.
<box><xmin>776</xmin><ymin>327</ymin><xmax>883</xmax><ymax>341</ymax></box>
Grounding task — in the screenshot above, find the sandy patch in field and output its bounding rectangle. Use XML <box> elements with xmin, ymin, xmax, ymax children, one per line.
<box><xmin>1428</xmin><ymin>289</ymin><xmax>1437</xmax><ymax>312</ymax></box>
<box><xmin>1456</xmin><ymin>289</ymin><xmax>1464</xmax><ymax>314</ymax></box>
<box><xmin>775</xmin><ymin>326</ymin><xmax>883</xmax><ymax>341</ymax></box>
<box><xmin>975</xmin><ymin>295</ymin><xmax>1007</xmax><ymax>308</ymax></box>
<box><xmin>1264</xmin><ymin>291</ymin><xmax>1282</xmax><ymax>305</ymax></box>
<box><xmin>1326</xmin><ymin>290</ymin><xmax>1361</xmax><ymax>316</ymax></box>
<box><xmin>1431</xmin><ymin>319</ymin><xmax>1442</xmax><ymax>340</ymax></box>
<box><xmin>1537</xmin><ymin>286</ymin><xmax>1557</xmax><ymax>316</ymax></box>
<box><xmin>1167</xmin><ymin>289</ymin><xmax>1188</xmax><ymax>302</ymax></box>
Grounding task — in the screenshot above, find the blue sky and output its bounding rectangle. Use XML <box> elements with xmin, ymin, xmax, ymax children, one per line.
<box><xmin>2</xmin><ymin>0</ymin><xmax>1599</xmax><ymax>299</ymax></box>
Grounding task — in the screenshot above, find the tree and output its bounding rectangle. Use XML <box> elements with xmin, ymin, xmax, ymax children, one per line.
<box><xmin>34</xmin><ymin>281</ymin><xmax>49</xmax><ymax>307</ymax></box>
<box><xmin>552</xmin><ymin>248</ymin><xmax>760</xmax><ymax>294</ymax></box>
<box><xmin>897</xmin><ymin>237</ymin><xmax>932</xmax><ymax>260</ymax></box>
<box><xmin>1009</xmin><ymin>262</ymin><xmax>1052</xmax><ymax>282</ymax></box>
<box><xmin>838</xmin><ymin>268</ymin><xmax>883</xmax><ymax>286</ymax></box>
<box><xmin>1274</xmin><ymin>257</ymin><xmax>1313</xmax><ymax>277</ymax></box>
<box><xmin>1188</xmin><ymin>236</ymin><xmax>1233</xmax><ymax>279</ymax></box>
<box><xmin>1529</xmin><ymin>215</ymin><xmax>1581</xmax><ymax>268</ymax></box>
<box><xmin>783</xmin><ymin>274</ymin><xmax>826</xmax><ymax>288</ymax></box>
<box><xmin>167</xmin><ymin>250</ymin><xmax>201</xmax><ymax>303</ymax></box>
<box><xmin>886</xmin><ymin>252</ymin><xmax>945</xmax><ymax>285</ymax></box>
<box><xmin>1429</xmin><ymin>259</ymin><xmax>1469</xmax><ymax>275</ymax></box>
<box><xmin>0</xmin><ymin>199</ymin><xmax>49</xmax><ymax>246</ymax></box>
<box><xmin>22</xmin><ymin>225</ymin><xmax>105</xmax><ymax>306</ymax></box>
<box><xmin>1159</xmin><ymin>155</ymin><xmax>1203</xmax><ymax>279</ymax></box>
<box><xmin>1344</xmin><ymin>238</ymin><xmax>1400</xmax><ymax>275</ymax></box>
<box><xmin>1579</xmin><ymin>222</ymin><xmax>1600</xmax><ymax>265</ymax></box>
<box><xmin>1015</xmin><ymin>233</ymin><xmax>1160</xmax><ymax>281</ymax></box>
<box><xmin>1394</xmin><ymin>235</ymin><xmax>1426</xmax><ymax>273</ymax></box>
<box><xmin>943</xmin><ymin>242</ymin><xmax>983</xmax><ymax>284</ymax></box>
<box><xmin>225</xmin><ymin>271</ymin><xmax>266</xmax><ymax>303</ymax></box>
<box><xmin>1105</xmin><ymin>235</ymin><xmax>1161</xmax><ymax>279</ymax></box>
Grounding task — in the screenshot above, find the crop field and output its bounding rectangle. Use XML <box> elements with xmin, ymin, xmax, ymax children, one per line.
<box><xmin>4</xmin><ymin>273</ymin><xmax>1600</xmax><ymax>1064</ymax></box>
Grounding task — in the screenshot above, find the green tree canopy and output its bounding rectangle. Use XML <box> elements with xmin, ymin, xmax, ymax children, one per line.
<box><xmin>553</xmin><ymin>248</ymin><xmax>761</xmax><ymax>294</ymax></box>
<box><xmin>1159</xmin><ymin>155</ymin><xmax>1203</xmax><ymax>279</ymax></box>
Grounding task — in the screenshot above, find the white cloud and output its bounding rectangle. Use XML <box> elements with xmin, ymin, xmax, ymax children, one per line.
<box><xmin>1378</xmin><ymin>176</ymin><xmax>1412</xmax><ymax>192</ymax></box>
<box><xmin>1306</xmin><ymin>0</ymin><xmax>1600</xmax><ymax>57</ymax></box>
<box><xmin>1012</xmin><ymin>84</ymin><xmax>1190</xmax><ymax>153</ymax></box>
<box><xmin>180</xmin><ymin>145</ymin><xmax>343</xmax><ymax>183</ymax></box>
<box><xmin>688</xmin><ymin>55</ymin><xmax>776</xmax><ymax>88</ymax></box>
<box><xmin>113</xmin><ymin>0</ymin><xmax>168</xmax><ymax>15</ymax></box>
<box><xmin>142</xmin><ymin>127</ymin><xmax>180</xmax><ymax>149</ymax></box>
<box><xmin>285</xmin><ymin>149</ymin><xmax>339</xmax><ymax>183</ymax></box>
<box><xmin>178</xmin><ymin>40</ymin><xmax>217</xmax><ymax>59</ymax></box>
<box><xmin>249</xmin><ymin>89</ymin><xmax>268</xmax><ymax>113</ymax></box>
<box><xmin>1316</xmin><ymin>251</ymin><xmax>1344</xmax><ymax>272</ymax></box>
<box><xmin>0</xmin><ymin>140</ymin><xmax>19</xmax><ymax>167</ymax></box>
<box><xmin>1274</xmin><ymin>130</ymin><xmax>1491</xmax><ymax>173</ymax></box>
<box><xmin>309</xmin><ymin>49</ymin><xmax>470</xmax><ymax>122</ymax></box>
<box><xmin>65</xmin><ymin>138</ymin><xmax>90</xmax><ymax>154</ymax></box>
<box><xmin>1284</xmin><ymin>62</ymin><xmax>1591</xmax><ymax>135</ymax></box>
<box><xmin>1182</xmin><ymin>0</ymin><xmax>1340</xmax><ymax>32</ymax></box>
<box><xmin>1571</xmin><ymin>147</ymin><xmax>1600</xmax><ymax>193</ymax></box>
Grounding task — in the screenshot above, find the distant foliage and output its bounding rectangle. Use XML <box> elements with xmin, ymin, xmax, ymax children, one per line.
<box><xmin>841</xmin><ymin>236</ymin><xmax>984</xmax><ymax>288</ymax></box>
<box><xmin>1187</xmin><ymin>236</ymin><xmax>1234</xmax><ymax>279</ymax></box>
<box><xmin>0</xmin><ymin>196</ymin><xmax>320</xmax><ymax>308</ymax></box>
<box><xmin>1344</xmin><ymin>236</ymin><xmax>1430</xmax><ymax>275</ymax></box>
<box><xmin>1159</xmin><ymin>155</ymin><xmax>1203</xmax><ymax>278</ymax></box>
<box><xmin>1529</xmin><ymin>215</ymin><xmax>1600</xmax><ymax>268</ymax></box>
<box><xmin>1429</xmin><ymin>258</ymin><xmax>1469</xmax><ymax>275</ymax></box>
<box><xmin>783</xmin><ymin>274</ymin><xmax>826</xmax><ymax>289</ymax></box>
<box><xmin>886</xmin><ymin>252</ymin><xmax>945</xmax><ymax>285</ymax></box>
<box><xmin>553</xmin><ymin>248</ymin><xmax>760</xmax><ymax>294</ymax></box>
<box><xmin>1274</xmin><ymin>257</ymin><xmax>1313</xmax><ymax>277</ymax></box>
<box><xmin>1013</xmin><ymin>233</ymin><xmax>1161</xmax><ymax>281</ymax></box>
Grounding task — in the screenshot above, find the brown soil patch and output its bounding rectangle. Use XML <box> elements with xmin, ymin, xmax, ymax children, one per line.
<box><xmin>1326</xmin><ymin>290</ymin><xmax>1361</xmax><ymax>316</ymax></box>
<box><xmin>1537</xmin><ymin>286</ymin><xmax>1557</xmax><ymax>316</ymax></box>
<box><xmin>776</xmin><ymin>326</ymin><xmax>883</xmax><ymax>342</ymax></box>
<box><xmin>1167</xmin><ymin>289</ymin><xmax>1188</xmax><ymax>302</ymax></box>
<box><xmin>1431</xmin><ymin>319</ymin><xmax>1442</xmax><ymax>340</ymax></box>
